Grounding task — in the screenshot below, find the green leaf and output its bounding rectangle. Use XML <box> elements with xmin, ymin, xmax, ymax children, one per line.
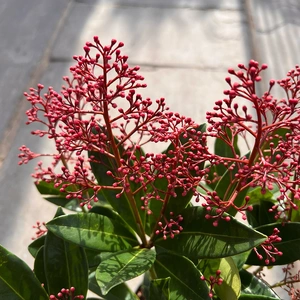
<box><xmin>149</xmin><ymin>277</ymin><xmax>170</xmax><ymax>300</ymax></box>
<box><xmin>96</xmin><ymin>248</ymin><xmax>156</xmax><ymax>295</ymax></box>
<box><xmin>231</xmin><ymin>251</ymin><xmax>251</xmax><ymax>271</ymax></box>
<box><xmin>154</xmin><ymin>207</ymin><xmax>267</xmax><ymax>260</ymax></box>
<box><xmin>85</xmin><ymin>248</ymin><xmax>102</xmax><ymax>269</ymax></box>
<box><xmin>33</xmin><ymin>246</ymin><xmax>48</xmax><ymax>291</ymax></box>
<box><xmin>155</xmin><ymin>252</ymin><xmax>210</xmax><ymax>300</ymax></box>
<box><xmin>89</xmin><ymin>141</ymin><xmax>143</xmax><ymax>234</ymax></box>
<box><xmin>28</xmin><ymin>235</ymin><xmax>46</xmax><ymax>258</ymax></box>
<box><xmin>214</xmin><ymin>127</ymin><xmax>240</xmax><ymax>176</ymax></box>
<box><xmin>44</xmin><ymin>227</ymin><xmax>89</xmax><ymax>296</ymax></box>
<box><xmin>246</xmin><ymin>201</ymin><xmax>277</xmax><ymax>228</ymax></box>
<box><xmin>247</xmin><ymin>187</ymin><xmax>277</xmax><ymax>206</ymax></box>
<box><xmin>198</xmin><ymin>257</ymin><xmax>241</xmax><ymax>300</ymax></box>
<box><xmin>246</xmin><ymin>222</ymin><xmax>300</xmax><ymax>265</ymax></box>
<box><xmin>43</xmin><ymin>206</ymin><xmax>88</xmax><ymax>295</ymax></box>
<box><xmin>46</xmin><ymin>212</ymin><xmax>139</xmax><ymax>252</ymax></box>
<box><xmin>44</xmin><ymin>197</ymin><xmax>81</xmax><ymax>211</ymax></box>
<box><xmin>89</xmin><ymin>271</ymin><xmax>139</xmax><ymax>300</ymax></box>
<box><xmin>239</xmin><ymin>269</ymin><xmax>280</xmax><ymax>298</ymax></box>
<box><xmin>0</xmin><ymin>244</ymin><xmax>48</xmax><ymax>300</ymax></box>
<box><xmin>35</xmin><ymin>181</ymin><xmax>62</xmax><ymax>195</ymax></box>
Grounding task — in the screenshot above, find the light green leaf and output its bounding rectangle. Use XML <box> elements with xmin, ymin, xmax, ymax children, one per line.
<box><xmin>46</xmin><ymin>212</ymin><xmax>139</xmax><ymax>252</ymax></box>
<box><xmin>155</xmin><ymin>207</ymin><xmax>267</xmax><ymax>259</ymax></box>
<box><xmin>0</xmin><ymin>244</ymin><xmax>48</xmax><ymax>300</ymax></box>
<box><xmin>199</xmin><ymin>257</ymin><xmax>241</xmax><ymax>300</ymax></box>
<box><xmin>240</xmin><ymin>269</ymin><xmax>280</xmax><ymax>298</ymax></box>
<box><xmin>96</xmin><ymin>249</ymin><xmax>155</xmax><ymax>295</ymax></box>
<box><xmin>155</xmin><ymin>253</ymin><xmax>210</xmax><ymax>300</ymax></box>
<box><xmin>89</xmin><ymin>271</ymin><xmax>139</xmax><ymax>300</ymax></box>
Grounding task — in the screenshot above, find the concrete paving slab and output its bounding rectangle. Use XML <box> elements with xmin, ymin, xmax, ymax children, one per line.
<box><xmin>248</xmin><ymin>0</ymin><xmax>300</xmax><ymax>84</ymax></box>
<box><xmin>75</xmin><ymin>0</ymin><xmax>241</xmax><ymax>10</ymax></box>
<box><xmin>0</xmin><ymin>0</ymin><xmax>69</xmax><ymax>142</ymax></box>
<box><xmin>52</xmin><ymin>3</ymin><xmax>248</xmax><ymax>69</ymax></box>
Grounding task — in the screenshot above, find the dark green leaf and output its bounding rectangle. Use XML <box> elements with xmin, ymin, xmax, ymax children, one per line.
<box><xmin>85</xmin><ymin>248</ymin><xmax>102</xmax><ymax>269</ymax></box>
<box><xmin>214</xmin><ymin>127</ymin><xmax>240</xmax><ymax>176</ymax></box>
<box><xmin>35</xmin><ymin>181</ymin><xmax>62</xmax><ymax>195</ymax></box>
<box><xmin>44</xmin><ymin>229</ymin><xmax>89</xmax><ymax>296</ymax></box>
<box><xmin>155</xmin><ymin>252</ymin><xmax>210</xmax><ymax>300</ymax></box>
<box><xmin>89</xmin><ymin>140</ymin><xmax>144</xmax><ymax>234</ymax></box>
<box><xmin>246</xmin><ymin>222</ymin><xmax>300</xmax><ymax>265</ymax></box>
<box><xmin>239</xmin><ymin>269</ymin><xmax>279</xmax><ymax>298</ymax></box>
<box><xmin>28</xmin><ymin>235</ymin><xmax>46</xmax><ymax>258</ymax></box>
<box><xmin>89</xmin><ymin>271</ymin><xmax>139</xmax><ymax>300</ymax></box>
<box><xmin>154</xmin><ymin>207</ymin><xmax>267</xmax><ymax>260</ymax></box>
<box><xmin>246</xmin><ymin>201</ymin><xmax>277</xmax><ymax>228</ymax></box>
<box><xmin>231</xmin><ymin>251</ymin><xmax>251</xmax><ymax>271</ymax></box>
<box><xmin>96</xmin><ymin>249</ymin><xmax>156</xmax><ymax>295</ymax></box>
<box><xmin>44</xmin><ymin>197</ymin><xmax>81</xmax><ymax>211</ymax></box>
<box><xmin>149</xmin><ymin>277</ymin><xmax>170</xmax><ymax>300</ymax></box>
<box><xmin>46</xmin><ymin>213</ymin><xmax>139</xmax><ymax>251</ymax></box>
<box><xmin>198</xmin><ymin>257</ymin><xmax>241</xmax><ymax>300</ymax></box>
<box><xmin>0</xmin><ymin>244</ymin><xmax>48</xmax><ymax>300</ymax></box>
<box><xmin>89</xmin><ymin>205</ymin><xmax>136</xmax><ymax>236</ymax></box>
<box><xmin>33</xmin><ymin>246</ymin><xmax>48</xmax><ymax>291</ymax></box>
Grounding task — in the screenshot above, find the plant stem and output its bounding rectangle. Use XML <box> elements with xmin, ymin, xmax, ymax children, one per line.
<box><xmin>102</xmin><ymin>57</ymin><xmax>147</xmax><ymax>246</ymax></box>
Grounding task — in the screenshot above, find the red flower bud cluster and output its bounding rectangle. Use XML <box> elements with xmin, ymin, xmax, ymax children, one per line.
<box><xmin>49</xmin><ymin>287</ymin><xmax>84</xmax><ymax>300</ymax></box>
<box><xmin>203</xmin><ymin>60</ymin><xmax>300</xmax><ymax>220</ymax></box>
<box><xmin>254</xmin><ymin>227</ymin><xmax>283</xmax><ymax>264</ymax></box>
<box><xmin>200</xmin><ymin>269</ymin><xmax>223</xmax><ymax>298</ymax></box>
<box><xmin>19</xmin><ymin>37</ymin><xmax>210</xmax><ymax>216</ymax></box>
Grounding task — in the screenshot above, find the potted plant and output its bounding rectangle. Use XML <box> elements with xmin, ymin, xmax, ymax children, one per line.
<box><xmin>1</xmin><ymin>37</ymin><xmax>300</xmax><ymax>299</ymax></box>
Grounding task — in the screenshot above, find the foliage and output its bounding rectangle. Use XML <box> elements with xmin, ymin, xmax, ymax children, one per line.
<box><xmin>2</xmin><ymin>37</ymin><xmax>300</xmax><ymax>299</ymax></box>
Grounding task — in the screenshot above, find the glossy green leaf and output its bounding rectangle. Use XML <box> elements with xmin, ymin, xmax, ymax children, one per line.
<box><xmin>246</xmin><ymin>222</ymin><xmax>300</xmax><ymax>266</ymax></box>
<box><xmin>155</xmin><ymin>207</ymin><xmax>267</xmax><ymax>260</ymax></box>
<box><xmin>239</xmin><ymin>269</ymin><xmax>279</xmax><ymax>298</ymax></box>
<box><xmin>35</xmin><ymin>181</ymin><xmax>62</xmax><ymax>195</ymax></box>
<box><xmin>89</xmin><ymin>141</ymin><xmax>143</xmax><ymax>234</ymax></box>
<box><xmin>155</xmin><ymin>253</ymin><xmax>210</xmax><ymax>300</ymax></box>
<box><xmin>0</xmin><ymin>244</ymin><xmax>48</xmax><ymax>300</ymax></box>
<box><xmin>231</xmin><ymin>251</ymin><xmax>251</xmax><ymax>271</ymax></box>
<box><xmin>85</xmin><ymin>248</ymin><xmax>102</xmax><ymax>269</ymax></box>
<box><xmin>89</xmin><ymin>271</ymin><xmax>139</xmax><ymax>300</ymax></box>
<box><xmin>45</xmin><ymin>197</ymin><xmax>81</xmax><ymax>211</ymax></box>
<box><xmin>198</xmin><ymin>257</ymin><xmax>241</xmax><ymax>300</ymax></box>
<box><xmin>33</xmin><ymin>246</ymin><xmax>48</xmax><ymax>291</ymax></box>
<box><xmin>44</xmin><ymin>226</ymin><xmax>89</xmax><ymax>296</ymax></box>
<box><xmin>46</xmin><ymin>212</ymin><xmax>139</xmax><ymax>251</ymax></box>
<box><xmin>246</xmin><ymin>201</ymin><xmax>277</xmax><ymax>228</ymax></box>
<box><xmin>149</xmin><ymin>277</ymin><xmax>170</xmax><ymax>300</ymax></box>
<box><xmin>247</xmin><ymin>187</ymin><xmax>277</xmax><ymax>206</ymax></box>
<box><xmin>28</xmin><ymin>235</ymin><xmax>46</xmax><ymax>258</ymax></box>
<box><xmin>96</xmin><ymin>248</ymin><xmax>155</xmax><ymax>295</ymax></box>
<box><xmin>214</xmin><ymin>127</ymin><xmax>240</xmax><ymax>176</ymax></box>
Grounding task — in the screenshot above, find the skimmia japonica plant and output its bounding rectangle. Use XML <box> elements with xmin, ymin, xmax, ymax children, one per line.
<box><xmin>1</xmin><ymin>37</ymin><xmax>300</xmax><ymax>299</ymax></box>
